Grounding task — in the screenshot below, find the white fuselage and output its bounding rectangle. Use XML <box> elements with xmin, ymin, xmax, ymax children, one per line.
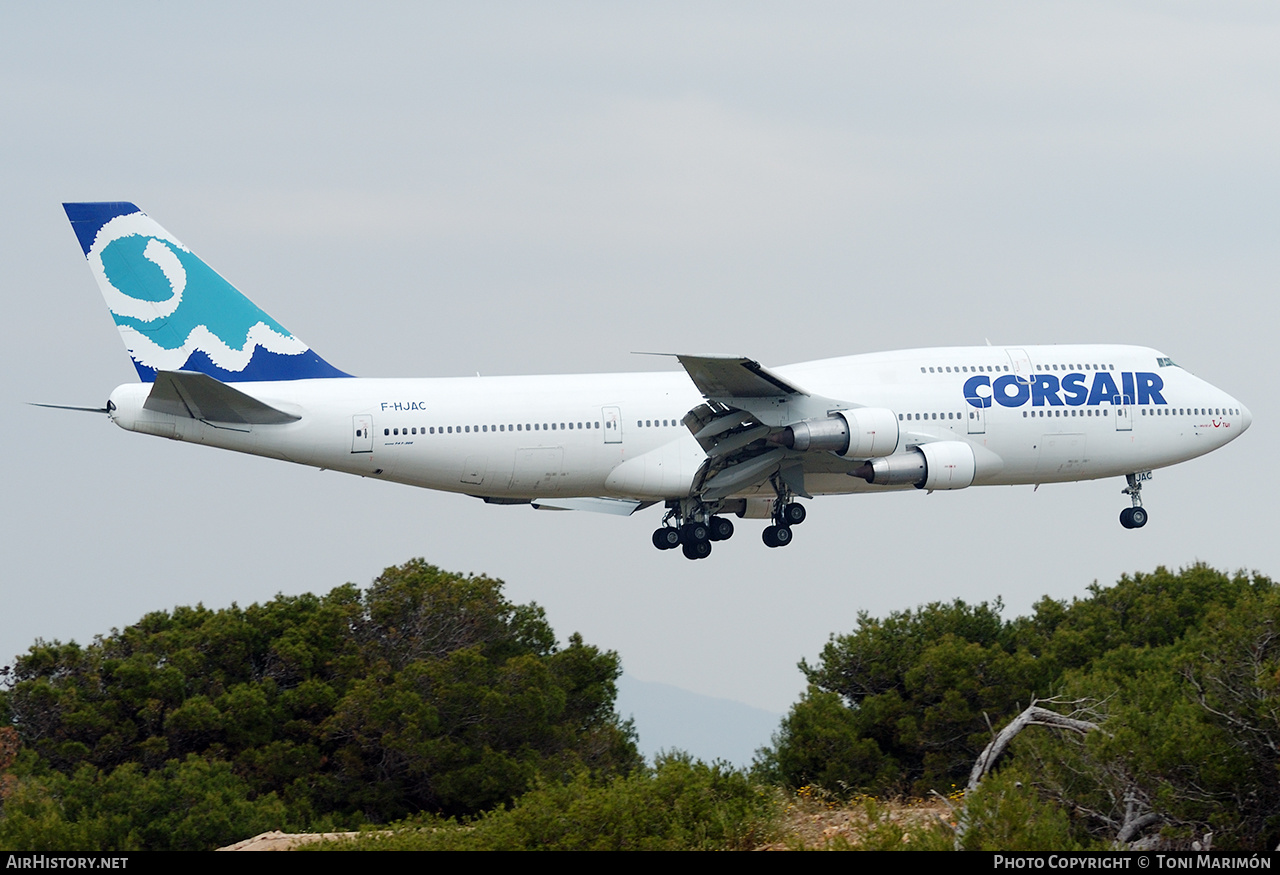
<box><xmin>106</xmin><ymin>345</ymin><xmax>1251</xmax><ymax>504</ymax></box>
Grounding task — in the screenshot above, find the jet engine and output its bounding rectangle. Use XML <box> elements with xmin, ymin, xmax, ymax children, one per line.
<box><xmin>852</xmin><ymin>440</ymin><xmax>977</xmax><ymax>490</ymax></box>
<box><xmin>774</xmin><ymin>408</ymin><xmax>900</xmax><ymax>458</ymax></box>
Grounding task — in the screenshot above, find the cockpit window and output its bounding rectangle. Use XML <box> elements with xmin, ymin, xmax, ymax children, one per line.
<box><xmin>1156</xmin><ymin>356</ymin><xmax>1177</xmax><ymax>367</ymax></box>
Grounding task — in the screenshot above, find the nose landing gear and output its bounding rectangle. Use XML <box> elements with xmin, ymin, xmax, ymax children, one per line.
<box><xmin>1119</xmin><ymin>473</ymin><xmax>1149</xmax><ymax>529</ymax></box>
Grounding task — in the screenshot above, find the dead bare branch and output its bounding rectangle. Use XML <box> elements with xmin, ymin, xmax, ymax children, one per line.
<box><xmin>967</xmin><ymin>697</ymin><xmax>1106</xmax><ymax>792</ymax></box>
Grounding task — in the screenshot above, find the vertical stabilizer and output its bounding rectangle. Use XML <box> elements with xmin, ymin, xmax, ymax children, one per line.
<box><xmin>64</xmin><ymin>202</ymin><xmax>349</xmax><ymax>382</ymax></box>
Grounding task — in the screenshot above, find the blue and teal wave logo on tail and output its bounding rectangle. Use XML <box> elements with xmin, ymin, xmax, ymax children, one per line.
<box><xmin>64</xmin><ymin>202</ymin><xmax>350</xmax><ymax>382</ymax></box>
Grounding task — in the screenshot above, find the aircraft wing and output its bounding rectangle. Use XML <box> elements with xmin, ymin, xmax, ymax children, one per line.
<box><xmin>673</xmin><ymin>355</ymin><xmax>852</xmax><ymax>502</ymax></box>
<box><xmin>674</xmin><ymin>354</ymin><xmax>810</xmax><ymax>398</ymax></box>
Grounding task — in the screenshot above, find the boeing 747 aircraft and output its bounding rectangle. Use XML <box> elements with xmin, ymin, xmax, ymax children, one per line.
<box><xmin>52</xmin><ymin>202</ymin><xmax>1251</xmax><ymax>560</ymax></box>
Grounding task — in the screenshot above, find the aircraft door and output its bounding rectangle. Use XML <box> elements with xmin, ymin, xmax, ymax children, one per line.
<box><xmin>352</xmin><ymin>415</ymin><xmax>373</xmax><ymax>453</ymax></box>
<box><xmin>1005</xmin><ymin>348</ymin><xmax>1034</xmax><ymax>386</ymax></box>
<box><xmin>966</xmin><ymin>408</ymin><xmax>986</xmax><ymax>434</ymax></box>
<box><xmin>602</xmin><ymin>406</ymin><xmax>622</xmax><ymax>444</ymax></box>
<box><xmin>1114</xmin><ymin>396</ymin><xmax>1133</xmax><ymax>432</ymax></box>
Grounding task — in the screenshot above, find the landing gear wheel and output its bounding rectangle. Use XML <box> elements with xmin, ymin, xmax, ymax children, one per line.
<box><xmin>781</xmin><ymin>502</ymin><xmax>807</xmax><ymax>525</ymax></box>
<box><xmin>652</xmin><ymin>527</ymin><xmax>681</xmax><ymax>550</ymax></box>
<box><xmin>1129</xmin><ymin>507</ymin><xmax>1148</xmax><ymax>528</ymax></box>
<box><xmin>679</xmin><ymin>522</ymin><xmax>709</xmax><ymax>545</ymax></box>
<box><xmin>763</xmin><ymin>525</ymin><xmax>793</xmax><ymax>548</ymax></box>
<box><xmin>707</xmin><ymin>516</ymin><xmax>735</xmax><ymax>541</ymax></box>
<box><xmin>682</xmin><ymin>540</ymin><xmax>712</xmax><ymax>560</ymax></box>
<box><xmin>1119</xmin><ymin>508</ymin><xmax>1134</xmax><ymax>528</ymax></box>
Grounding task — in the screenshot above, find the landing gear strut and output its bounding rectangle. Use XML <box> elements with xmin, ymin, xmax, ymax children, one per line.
<box><xmin>1119</xmin><ymin>473</ymin><xmax>1149</xmax><ymax>529</ymax></box>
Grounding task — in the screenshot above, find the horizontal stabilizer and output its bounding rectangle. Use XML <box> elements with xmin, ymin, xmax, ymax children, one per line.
<box><xmin>144</xmin><ymin>370</ymin><xmax>300</xmax><ymax>424</ymax></box>
<box><xmin>531</xmin><ymin>497</ymin><xmax>650</xmax><ymax>515</ymax></box>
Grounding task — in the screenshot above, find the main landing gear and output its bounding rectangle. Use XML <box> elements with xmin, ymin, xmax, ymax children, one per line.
<box><xmin>1119</xmin><ymin>472</ymin><xmax>1149</xmax><ymax>529</ymax></box>
<box><xmin>651</xmin><ymin>501</ymin><xmax>737</xmax><ymax>561</ymax></box>
<box><xmin>651</xmin><ymin>493</ymin><xmax>808</xmax><ymax>559</ymax></box>
<box><xmin>763</xmin><ymin>499</ymin><xmax>806</xmax><ymax>549</ymax></box>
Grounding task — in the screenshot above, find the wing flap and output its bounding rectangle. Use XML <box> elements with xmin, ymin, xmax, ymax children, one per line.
<box><xmin>531</xmin><ymin>497</ymin><xmax>652</xmax><ymax>515</ymax></box>
<box><xmin>700</xmin><ymin>448</ymin><xmax>787</xmax><ymax>501</ymax></box>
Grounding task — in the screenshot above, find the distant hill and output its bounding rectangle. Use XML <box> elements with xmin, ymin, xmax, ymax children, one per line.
<box><xmin>616</xmin><ymin>674</ymin><xmax>782</xmax><ymax>767</ymax></box>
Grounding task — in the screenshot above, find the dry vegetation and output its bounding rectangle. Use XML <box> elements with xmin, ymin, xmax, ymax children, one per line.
<box><xmin>758</xmin><ymin>787</ymin><xmax>956</xmax><ymax>851</ymax></box>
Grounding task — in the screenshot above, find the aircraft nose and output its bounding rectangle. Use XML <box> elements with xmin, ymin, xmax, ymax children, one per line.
<box><xmin>1240</xmin><ymin>402</ymin><xmax>1252</xmax><ymax>433</ymax></box>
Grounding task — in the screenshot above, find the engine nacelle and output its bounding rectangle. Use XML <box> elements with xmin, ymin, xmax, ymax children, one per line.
<box><xmin>775</xmin><ymin>408</ymin><xmax>900</xmax><ymax>458</ymax></box>
<box><xmin>854</xmin><ymin>450</ymin><xmax>927</xmax><ymax>487</ymax></box>
<box><xmin>853</xmin><ymin>440</ymin><xmax>976</xmax><ymax>490</ymax></box>
<box><xmin>919</xmin><ymin>440</ymin><xmax>976</xmax><ymax>489</ymax></box>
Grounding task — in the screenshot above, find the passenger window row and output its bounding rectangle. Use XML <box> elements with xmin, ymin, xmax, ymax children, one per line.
<box><xmin>383</xmin><ymin>421</ymin><xmax>603</xmax><ymax>437</ymax></box>
<box><xmin>898</xmin><ymin>412</ymin><xmax>964</xmax><ymax>421</ymax></box>
<box><xmin>921</xmin><ymin>363</ymin><xmax>1117</xmax><ymax>374</ymax></box>
<box><xmin>922</xmin><ymin>365</ymin><xmax>1010</xmax><ymax>374</ymax></box>
<box><xmin>1023</xmin><ymin>409</ymin><xmax>1110</xmax><ymax>417</ymax></box>
<box><xmin>1031</xmin><ymin>363</ymin><xmax>1115</xmax><ymax>371</ymax></box>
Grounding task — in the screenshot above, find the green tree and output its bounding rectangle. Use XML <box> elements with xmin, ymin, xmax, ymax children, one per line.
<box><xmin>0</xmin><ymin>560</ymin><xmax>640</xmax><ymax>846</ymax></box>
<box><xmin>770</xmin><ymin>598</ymin><xmax>1039</xmax><ymax>794</ymax></box>
<box><xmin>763</xmin><ymin>565</ymin><xmax>1278</xmax><ymax>817</ymax></box>
<box><xmin>754</xmin><ymin>686</ymin><xmax>892</xmax><ymax>792</ymax></box>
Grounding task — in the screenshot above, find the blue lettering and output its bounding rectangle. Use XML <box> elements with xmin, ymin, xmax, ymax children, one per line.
<box><xmin>962</xmin><ymin>371</ymin><xmax>1166</xmax><ymax>408</ymax></box>
<box><xmin>1031</xmin><ymin>374</ymin><xmax>1064</xmax><ymax>406</ymax></box>
<box><xmin>964</xmin><ymin>375</ymin><xmax>992</xmax><ymax>409</ymax></box>
<box><xmin>1060</xmin><ymin>373</ymin><xmax>1088</xmax><ymax>406</ymax></box>
<box><xmin>1136</xmin><ymin>372</ymin><xmax>1167</xmax><ymax>405</ymax></box>
<box><xmin>993</xmin><ymin>374</ymin><xmax>1030</xmax><ymax>407</ymax></box>
<box><xmin>1087</xmin><ymin>372</ymin><xmax>1121</xmax><ymax>405</ymax></box>
<box><xmin>1121</xmin><ymin>372</ymin><xmax>1135</xmax><ymax>404</ymax></box>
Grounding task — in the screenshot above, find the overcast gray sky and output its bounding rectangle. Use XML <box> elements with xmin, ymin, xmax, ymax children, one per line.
<box><xmin>3</xmin><ymin>4</ymin><xmax>1276</xmax><ymax>749</ymax></box>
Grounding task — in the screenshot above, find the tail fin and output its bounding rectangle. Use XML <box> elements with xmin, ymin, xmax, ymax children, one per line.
<box><xmin>64</xmin><ymin>202</ymin><xmax>349</xmax><ymax>382</ymax></box>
